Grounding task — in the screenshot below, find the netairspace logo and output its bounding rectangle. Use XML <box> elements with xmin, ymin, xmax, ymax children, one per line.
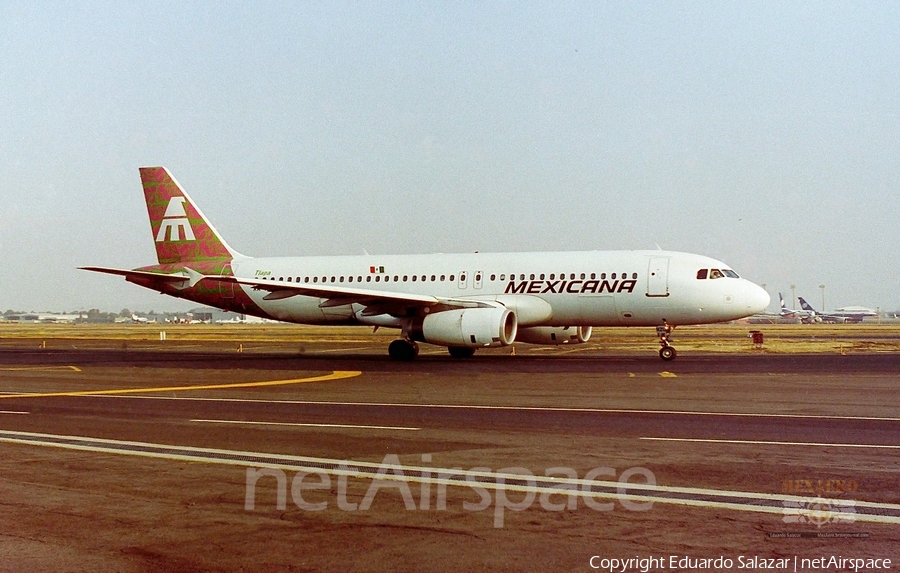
<box><xmin>244</xmin><ymin>454</ymin><xmax>656</xmax><ymax>528</ymax></box>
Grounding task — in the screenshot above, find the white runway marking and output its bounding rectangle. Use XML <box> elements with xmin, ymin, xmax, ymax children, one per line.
<box><xmin>90</xmin><ymin>395</ymin><xmax>900</xmax><ymax>422</ymax></box>
<box><xmin>0</xmin><ymin>410</ymin><xmax>28</xmax><ymax>415</ymax></box>
<box><xmin>191</xmin><ymin>419</ymin><xmax>420</xmax><ymax>431</ymax></box>
<box><xmin>2</xmin><ymin>429</ymin><xmax>899</xmax><ymax>524</ymax></box>
<box><xmin>642</xmin><ymin>437</ymin><xmax>900</xmax><ymax>449</ymax></box>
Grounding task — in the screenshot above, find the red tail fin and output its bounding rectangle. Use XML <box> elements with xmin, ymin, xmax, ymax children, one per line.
<box><xmin>140</xmin><ymin>167</ymin><xmax>240</xmax><ymax>265</ymax></box>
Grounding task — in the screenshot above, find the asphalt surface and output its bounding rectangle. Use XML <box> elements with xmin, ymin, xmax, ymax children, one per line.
<box><xmin>0</xmin><ymin>343</ymin><xmax>898</xmax><ymax>572</ymax></box>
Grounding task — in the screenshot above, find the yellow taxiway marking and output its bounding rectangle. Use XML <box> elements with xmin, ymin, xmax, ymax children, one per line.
<box><xmin>0</xmin><ymin>370</ymin><xmax>361</xmax><ymax>400</ymax></box>
<box><xmin>0</xmin><ymin>365</ymin><xmax>82</xmax><ymax>372</ymax></box>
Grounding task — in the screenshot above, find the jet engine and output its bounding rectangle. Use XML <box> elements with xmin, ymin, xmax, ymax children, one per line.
<box><xmin>515</xmin><ymin>325</ymin><xmax>592</xmax><ymax>345</ymax></box>
<box><xmin>412</xmin><ymin>307</ymin><xmax>517</xmax><ymax>348</ymax></box>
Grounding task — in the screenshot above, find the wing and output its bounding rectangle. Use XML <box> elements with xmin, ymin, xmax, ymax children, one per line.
<box><xmin>206</xmin><ymin>275</ymin><xmax>492</xmax><ymax>316</ymax></box>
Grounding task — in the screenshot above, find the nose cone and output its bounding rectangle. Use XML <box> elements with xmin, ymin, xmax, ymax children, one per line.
<box><xmin>746</xmin><ymin>282</ymin><xmax>770</xmax><ymax>314</ymax></box>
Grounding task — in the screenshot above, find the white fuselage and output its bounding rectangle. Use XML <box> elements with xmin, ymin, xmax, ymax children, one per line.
<box><xmin>230</xmin><ymin>250</ymin><xmax>769</xmax><ymax>328</ymax></box>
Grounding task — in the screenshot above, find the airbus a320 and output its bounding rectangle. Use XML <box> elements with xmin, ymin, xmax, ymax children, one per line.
<box><xmin>82</xmin><ymin>167</ymin><xmax>770</xmax><ymax>360</ymax></box>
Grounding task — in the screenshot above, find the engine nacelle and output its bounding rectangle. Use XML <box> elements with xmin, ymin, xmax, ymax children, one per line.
<box><xmin>414</xmin><ymin>307</ymin><xmax>517</xmax><ymax>348</ymax></box>
<box><xmin>515</xmin><ymin>326</ymin><xmax>592</xmax><ymax>345</ymax></box>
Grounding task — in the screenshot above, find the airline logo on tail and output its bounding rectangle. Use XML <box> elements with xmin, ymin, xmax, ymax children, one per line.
<box><xmin>155</xmin><ymin>197</ymin><xmax>196</xmax><ymax>242</ymax></box>
<box><xmin>141</xmin><ymin>166</ymin><xmax>239</xmax><ymax>265</ymax></box>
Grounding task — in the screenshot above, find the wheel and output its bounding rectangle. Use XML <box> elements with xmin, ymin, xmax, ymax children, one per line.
<box><xmin>388</xmin><ymin>339</ymin><xmax>418</xmax><ymax>361</ymax></box>
<box><xmin>659</xmin><ymin>346</ymin><xmax>677</xmax><ymax>361</ymax></box>
<box><xmin>448</xmin><ymin>346</ymin><xmax>476</xmax><ymax>359</ymax></box>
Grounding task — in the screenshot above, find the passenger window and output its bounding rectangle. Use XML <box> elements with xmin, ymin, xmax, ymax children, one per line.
<box><xmin>449</xmin><ymin>275</ymin><xmax>455</xmax><ymax>282</ymax></box>
<box><xmin>313</xmin><ymin>277</ymin><xmax>318</xmax><ymax>283</ymax></box>
<box><xmin>580</xmin><ymin>273</ymin><xmax>585</xmax><ymax>280</ymax></box>
<box><xmin>366</xmin><ymin>276</ymin><xmax>372</xmax><ymax>282</ymax></box>
<box><xmin>601</xmin><ymin>273</ymin><xmax>606</xmax><ymax>279</ymax></box>
<box><xmin>490</xmin><ymin>274</ymin><xmax>496</xmax><ymax>281</ymax></box>
<box><xmin>440</xmin><ymin>275</ymin><xmax>445</xmax><ymax>281</ymax></box>
<box><xmin>591</xmin><ymin>273</ymin><xmax>596</xmax><ymax>280</ymax></box>
<box><xmin>412</xmin><ymin>275</ymin><xmax>417</xmax><ymax>282</ymax></box>
<box><xmin>612</xmin><ymin>273</ymin><xmax>617</xmax><ymax>279</ymax></box>
<box><xmin>339</xmin><ymin>276</ymin><xmax>344</xmax><ymax>282</ymax></box>
<box><xmin>500</xmin><ymin>274</ymin><xmax>506</xmax><ymax>281</ymax></box>
<box><xmin>632</xmin><ymin>273</ymin><xmax>637</xmax><ymax>279</ymax></box>
<box><xmin>376</xmin><ymin>276</ymin><xmax>381</xmax><ymax>282</ymax></box>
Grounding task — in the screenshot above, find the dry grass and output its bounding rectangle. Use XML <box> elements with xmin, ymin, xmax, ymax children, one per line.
<box><xmin>1</xmin><ymin>322</ymin><xmax>898</xmax><ymax>354</ymax></box>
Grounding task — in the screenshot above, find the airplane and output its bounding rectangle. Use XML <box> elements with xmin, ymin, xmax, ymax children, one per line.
<box><xmin>779</xmin><ymin>293</ymin><xmax>819</xmax><ymax>323</ymax></box>
<box><xmin>797</xmin><ymin>297</ymin><xmax>845</xmax><ymax>323</ymax></box>
<box><xmin>798</xmin><ymin>297</ymin><xmax>876</xmax><ymax>323</ymax></box>
<box><xmin>81</xmin><ymin>167</ymin><xmax>770</xmax><ymax>361</ymax></box>
<box><xmin>131</xmin><ymin>313</ymin><xmax>150</xmax><ymax>324</ymax></box>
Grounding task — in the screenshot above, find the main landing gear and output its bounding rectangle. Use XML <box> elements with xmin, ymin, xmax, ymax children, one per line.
<box><xmin>388</xmin><ymin>339</ymin><xmax>419</xmax><ymax>361</ymax></box>
<box><xmin>388</xmin><ymin>340</ymin><xmax>478</xmax><ymax>360</ymax></box>
<box><xmin>447</xmin><ymin>346</ymin><xmax>475</xmax><ymax>359</ymax></box>
<box><xmin>656</xmin><ymin>321</ymin><xmax>677</xmax><ymax>361</ymax></box>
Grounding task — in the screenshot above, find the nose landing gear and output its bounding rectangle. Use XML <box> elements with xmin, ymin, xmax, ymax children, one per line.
<box><xmin>656</xmin><ymin>321</ymin><xmax>677</xmax><ymax>361</ymax></box>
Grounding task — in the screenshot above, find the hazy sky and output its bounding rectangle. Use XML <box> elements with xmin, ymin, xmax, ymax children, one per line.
<box><xmin>1</xmin><ymin>2</ymin><xmax>898</xmax><ymax>313</ymax></box>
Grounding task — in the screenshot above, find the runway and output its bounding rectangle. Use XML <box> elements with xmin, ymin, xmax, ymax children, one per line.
<box><xmin>0</xmin><ymin>338</ymin><xmax>898</xmax><ymax>571</ymax></box>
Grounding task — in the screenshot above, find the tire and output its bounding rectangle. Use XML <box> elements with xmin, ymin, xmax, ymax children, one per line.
<box><xmin>448</xmin><ymin>346</ymin><xmax>476</xmax><ymax>359</ymax></box>
<box><xmin>659</xmin><ymin>346</ymin><xmax>676</xmax><ymax>361</ymax></box>
<box><xmin>388</xmin><ymin>339</ymin><xmax>417</xmax><ymax>361</ymax></box>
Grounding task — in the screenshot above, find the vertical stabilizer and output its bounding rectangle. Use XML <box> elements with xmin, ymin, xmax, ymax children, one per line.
<box><xmin>140</xmin><ymin>167</ymin><xmax>241</xmax><ymax>265</ymax></box>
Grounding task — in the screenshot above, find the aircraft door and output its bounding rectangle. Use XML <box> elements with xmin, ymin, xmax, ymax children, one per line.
<box><xmin>218</xmin><ymin>262</ymin><xmax>235</xmax><ymax>299</ymax></box>
<box><xmin>646</xmin><ymin>257</ymin><xmax>670</xmax><ymax>297</ymax></box>
<box><xmin>458</xmin><ymin>271</ymin><xmax>468</xmax><ymax>290</ymax></box>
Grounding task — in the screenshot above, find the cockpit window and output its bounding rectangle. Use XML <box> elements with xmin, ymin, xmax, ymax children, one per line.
<box><xmin>709</xmin><ymin>269</ymin><xmax>724</xmax><ymax>279</ymax></box>
<box><xmin>696</xmin><ymin>269</ymin><xmax>708</xmax><ymax>279</ymax></box>
<box><xmin>723</xmin><ymin>269</ymin><xmax>739</xmax><ymax>278</ymax></box>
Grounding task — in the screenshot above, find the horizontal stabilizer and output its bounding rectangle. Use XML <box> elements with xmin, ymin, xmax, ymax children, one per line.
<box><xmin>79</xmin><ymin>266</ymin><xmax>192</xmax><ymax>284</ymax></box>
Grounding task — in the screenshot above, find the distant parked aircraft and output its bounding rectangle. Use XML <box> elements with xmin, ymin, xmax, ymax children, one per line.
<box><xmin>779</xmin><ymin>293</ymin><xmax>818</xmax><ymax>323</ymax></box>
<box><xmin>798</xmin><ymin>298</ymin><xmax>877</xmax><ymax>323</ymax></box>
<box><xmin>797</xmin><ymin>298</ymin><xmax>846</xmax><ymax>323</ymax></box>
